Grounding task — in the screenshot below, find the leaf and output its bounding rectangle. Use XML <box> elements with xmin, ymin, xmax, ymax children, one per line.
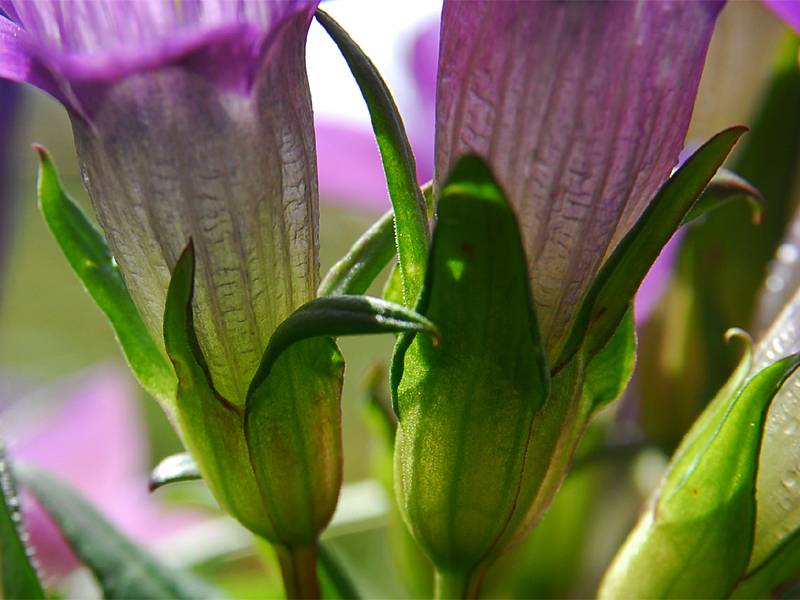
<box><xmin>162</xmin><ymin>242</ymin><xmax>270</xmax><ymax>540</ymax></box>
<box><xmin>390</xmin><ymin>155</ymin><xmax>550</xmax><ymax>573</ymax></box>
<box><xmin>149</xmin><ymin>453</ymin><xmax>201</xmax><ymax>492</ymax></box>
<box><xmin>681</xmin><ymin>168</ymin><xmax>762</xmax><ymax>226</ymax></box>
<box><xmin>732</xmin><ymin>526</ymin><xmax>800</xmax><ymax>598</ymax></box>
<box><xmin>318</xmin><ymin>542</ymin><xmax>362</xmax><ymax>600</ymax></box>
<box><xmin>599</xmin><ymin>352</ymin><xmax>800</xmax><ymax>599</ymax></box>
<box><xmin>583</xmin><ymin>307</ymin><xmax>636</xmax><ymax>412</ymax></box>
<box><xmin>247</xmin><ymin>295</ymin><xmax>438</xmax><ymax>397</ymax></box>
<box><xmin>556</xmin><ymin>126</ymin><xmax>746</xmax><ymax>369</ymax></box>
<box><xmin>318</xmin><ymin>210</ymin><xmax>396</xmax><ymax>297</ymax></box>
<box><xmin>0</xmin><ymin>449</ymin><xmax>43</xmax><ymax>599</ymax></box>
<box><xmin>36</xmin><ymin>146</ymin><xmax>176</xmax><ymax>408</ymax></box>
<box><xmin>19</xmin><ymin>465</ymin><xmax>219</xmax><ymax>599</ymax></box>
<box><xmin>316</xmin><ymin>9</ymin><xmax>429</xmax><ymax>306</ymax></box>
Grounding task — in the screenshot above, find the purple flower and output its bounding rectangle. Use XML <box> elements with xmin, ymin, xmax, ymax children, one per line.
<box><xmin>7</xmin><ymin>369</ymin><xmax>197</xmax><ymax>582</ymax></box>
<box><xmin>0</xmin><ymin>1</ymin><xmax>320</xmax><ymax>404</ymax></box>
<box><xmin>763</xmin><ymin>0</ymin><xmax>800</xmax><ymax>33</ymax></box>
<box><xmin>435</xmin><ymin>0</ymin><xmax>723</xmax><ymax>355</ymax></box>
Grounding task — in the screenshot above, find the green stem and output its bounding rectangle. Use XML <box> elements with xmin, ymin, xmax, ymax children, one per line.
<box><xmin>275</xmin><ymin>542</ymin><xmax>321</xmax><ymax>599</ymax></box>
<box><xmin>435</xmin><ymin>567</ymin><xmax>485</xmax><ymax>599</ymax></box>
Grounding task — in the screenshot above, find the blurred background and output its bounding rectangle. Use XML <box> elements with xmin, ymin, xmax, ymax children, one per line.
<box><xmin>1</xmin><ymin>1</ymin><xmax>798</xmax><ymax>598</ymax></box>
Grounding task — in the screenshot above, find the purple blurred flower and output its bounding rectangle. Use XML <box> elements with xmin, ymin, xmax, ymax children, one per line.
<box><xmin>763</xmin><ymin>0</ymin><xmax>800</xmax><ymax>32</ymax></box>
<box><xmin>8</xmin><ymin>369</ymin><xmax>196</xmax><ymax>581</ymax></box>
<box><xmin>435</xmin><ymin>0</ymin><xmax>722</xmax><ymax>355</ymax></box>
<box><xmin>0</xmin><ymin>1</ymin><xmax>320</xmax><ymax>404</ymax></box>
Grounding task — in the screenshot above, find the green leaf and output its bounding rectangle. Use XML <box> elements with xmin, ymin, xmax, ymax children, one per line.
<box><xmin>162</xmin><ymin>242</ymin><xmax>270</xmax><ymax>540</ymax></box>
<box><xmin>391</xmin><ymin>155</ymin><xmax>549</xmax><ymax>574</ymax></box>
<box><xmin>318</xmin><ymin>210</ymin><xmax>395</xmax><ymax>297</ymax></box>
<box><xmin>248</xmin><ymin>295</ymin><xmax>437</xmax><ymax>397</ymax></box>
<box><xmin>149</xmin><ymin>453</ymin><xmax>201</xmax><ymax>492</ymax></box>
<box><xmin>583</xmin><ymin>307</ymin><xmax>636</xmax><ymax>412</ymax></box>
<box><xmin>318</xmin><ymin>542</ymin><xmax>362</xmax><ymax>600</ymax></box>
<box><xmin>316</xmin><ymin>9</ymin><xmax>429</xmax><ymax>306</ymax></box>
<box><xmin>36</xmin><ymin>147</ymin><xmax>176</xmax><ymax>408</ymax></box>
<box><xmin>19</xmin><ymin>465</ymin><xmax>219</xmax><ymax>599</ymax></box>
<box><xmin>599</xmin><ymin>352</ymin><xmax>800</xmax><ymax>599</ymax></box>
<box><xmin>0</xmin><ymin>450</ymin><xmax>44</xmax><ymax>599</ymax></box>
<box><xmin>733</xmin><ymin>526</ymin><xmax>800</xmax><ymax>598</ymax></box>
<box><xmin>681</xmin><ymin>168</ymin><xmax>762</xmax><ymax>226</ymax></box>
<box><xmin>556</xmin><ymin>126</ymin><xmax>746</xmax><ymax>369</ymax></box>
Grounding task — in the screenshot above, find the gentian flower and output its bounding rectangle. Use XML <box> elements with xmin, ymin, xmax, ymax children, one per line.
<box><xmin>434</xmin><ymin>0</ymin><xmax>723</xmax><ymax>356</ymax></box>
<box><xmin>0</xmin><ymin>0</ymin><xmax>320</xmax><ymax>405</ymax></box>
<box><xmin>392</xmin><ymin>1</ymin><xmax>724</xmax><ymax>593</ymax></box>
<box><xmin>0</xmin><ymin>3</ymin><xmax>347</xmax><ymax>594</ymax></box>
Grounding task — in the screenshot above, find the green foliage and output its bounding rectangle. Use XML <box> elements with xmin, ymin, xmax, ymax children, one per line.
<box><xmin>391</xmin><ymin>155</ymin><xmax>549</xmax><ymax>585</ymax></box>
<box><xmin>19</xmin><ymin>465</ymin><xmax>218</xmax><ymax>599</ymax></box>
<box><xmin>600</xmin><ymin>352</ymin><xmax>800</xmax><ymax>599</ymax></box>
<box><xmin>681</xmin><ymin>168</ymin><xmax>762</xmax><ymax>226</ymax></box>
<box><xmin>557</xmin><ymin>126</ymin><xmax>746</xmax><ymax>369</ymax></box>
<box><xmin>0</xmin><ymin>450</ymin><xmax>43</xmax><ymax>599</ymax></box>
<box><xmin>36</xmin><ymin>146</ymin><xmax>176</xmax><ymax>409</ymax></box>
<box><xmin>316</xmin><ymin>9</ymin><xmax>430</xmax><ymax>306</ymax></box>
<box><xmin>149</xmin><ymin>453</ymin><xmax>201</xmax><ymax>492</ymax></box>
<box><xmin>318</xmin><ymin>210</ymin><xmax>395</xmax><ymax>297</ymax></box>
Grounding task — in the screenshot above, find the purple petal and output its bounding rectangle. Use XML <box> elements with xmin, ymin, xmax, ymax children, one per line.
<box><xmin>410</xmin><ymin>19</ymin><xmax>438</xmax><ymax>118</ymax></box>
<box><xmin>0</xmin><ymin>1</ymin><xmax>318</xmax><ymax>118</ymax></box>
<box><xmin>762</xmin><ymin>0</ymin><xmax>800</xmax><ymax>33</ymax></box>
<box><xmin>435</xmin><ymin>0</ymin><xmax>723</xmax><ymax>354</ymax></box>
<box><xmin>1</xmin><ymin>1</ymin><xmax>321</xmax><ymax>404</ymax></box>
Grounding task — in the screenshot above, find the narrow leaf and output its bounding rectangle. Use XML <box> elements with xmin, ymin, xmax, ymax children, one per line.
<box><xmin>19</xmin><ymin>466</ymin><xmax>219</xmax><ymax>599</ymax></box>
<box><xmin>318</xmin><ymin>210</ymin><xmax>395</xmax><ymax>297</ymax></box>
<box><xmin>316</xmin><ymin>9</ymin><xmax>430</xmax><ymax>306</ymax></box>
<box><xmin>681</xmin><ymin>167</ymin><xmax>762</xmax><ymax>225</ymax></box>
<box><xmin>149</xmin><ymin>453</ymin><xmax>201</xmax><ymax>492</ymax></box>
<box><xmin>318</xmin><ymin>542</ymin><xmax>361</xmax><ymax>600</ymax></box>
<box><xmin>583</xmin><ymin>307</ymin><xmax>636</xmax><ymax>412</ymax></box>
<box><xmin>0</xmin><ymin>450</ymin><xmax>43</xmax><ymax>599</ymax></box>
<box><xmin>557</xmin><ymin>126</ymin><xmax>746</xmax><ymax>368</ymax></box>
<box><xmin>36</xmin><ymin>147</ymin><xmax>176</xmax><ymax>408</ymax></box>
<box><xmin>600</xmin><ymin>352</ymin><xmax>800</xmax><ymax>599</ymax></box>
<box><xmin>248</xmin><ymin>295</ymin><xmax>437</xmax><ymax>398</ymax></box>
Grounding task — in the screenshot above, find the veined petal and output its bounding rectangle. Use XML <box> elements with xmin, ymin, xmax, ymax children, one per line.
<box><xmin>435</xmin><ymin>0</ymin><xmax>722</xmax><ymax>354</ymax></box>
<box><xmin>0</xmin><ymin>1</ymin><xmax>317</xmax><ymax>118</ymax></box>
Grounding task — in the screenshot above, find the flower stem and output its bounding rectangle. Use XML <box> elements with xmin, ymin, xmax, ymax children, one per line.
<box><xmin>275</xmin><ymin>542</ymin><xmax>321</xmax><ymax>599</ymax></box>
<box><xmin>435</xmin><ymin>567</ymin><xmax>485</xmax><ymax>599</ymax></box>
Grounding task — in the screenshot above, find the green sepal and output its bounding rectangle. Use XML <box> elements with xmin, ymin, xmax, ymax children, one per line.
<box><xmin>316</xmin><ymin>9</ymin><xmax>429</xmax><ymax>306</ymax></box>
<box><xmin>599</xmin><ymin>352</ymin><xmax>800</xmax><ymax>599</ymax></box>
<box><xmin>36</xmin><ymin>146</ymin><xmax>176</xmax><ymax>409</ymax></box>
<box><xmin>391</xmin><ymin>155</ymin><xmax>549</xmax><ymax>575</ymax></box>
<box><xmin>19</xmin><ymin>465</ymin><xmax>218</xmax><ymax>599</ymax></box>
<box><xmin>732</xmin><ymin>526</ymin><xmax>800</xmax><ymax>598</ymax></box>
<box><xmin>162</xmin><ymin>242</ymin><xmax>270</xmax><ymax>539</ymax></box>
<box><xmin>149</xmin><ymin>453</ymin><xmax>201</xmax><ymax>492</ymax></box>
<box><xmin>682</xmin><ymin>168</ymin><xmax>762</xmax><ymax>226</ymax></box>
<box><xmin>556</xmin><ymin>126</ymin><xmax>747</xmax><ymax>369</ymax></box>
<box><xmin>0</xmin><ymin>450</ymin><xmax>43</xmax><ymax>600</ymax></box>
<box><xmin>318</xmin><ymin>210</ymin><xmax>395</xmax><ymax>297</ymax></box>
<box><xmin>583</xmin><ymin>306</ymin><xmax>636</xmax><ymax>413</ymax></box>
<box><xmin>247</xmin><ymin>295</ymin><xmax>438</xmax><ymax>399</ymax></box>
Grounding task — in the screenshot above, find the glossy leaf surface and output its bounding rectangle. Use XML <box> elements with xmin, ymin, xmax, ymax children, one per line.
<box><xmin>36</xmin><ymin>147</ymin><xmax>176</xmax><ymax>409</ymax></box>
<box><xmin>316</xmin><ymin>9</ymin><xmax>429</xmax><ymax>306</ymax></box>
<box><xmin>600</xmin><ymin>353</ymin><xmax>800</xmax><ymax>599</ymax></box>
<box><xmin>148</xmin><ymin>453</ymin><xmax>201</xmax><ymax>492</ymax></box>
<box><xmin>557</xmin><ymin>126</ymin><xmax>746</xmax><ymax>369</ymax></box>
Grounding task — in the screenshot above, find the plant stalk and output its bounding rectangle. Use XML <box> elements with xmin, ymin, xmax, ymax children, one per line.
<box><xmin>435</xmin><ymin>567</ymin><xmax>485</xmax><ymax>599</ymax></box>
<box><xmin>275</xmin><ymin>542</ymin><xmax>321</xmax><ymax>599</ymax></box>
